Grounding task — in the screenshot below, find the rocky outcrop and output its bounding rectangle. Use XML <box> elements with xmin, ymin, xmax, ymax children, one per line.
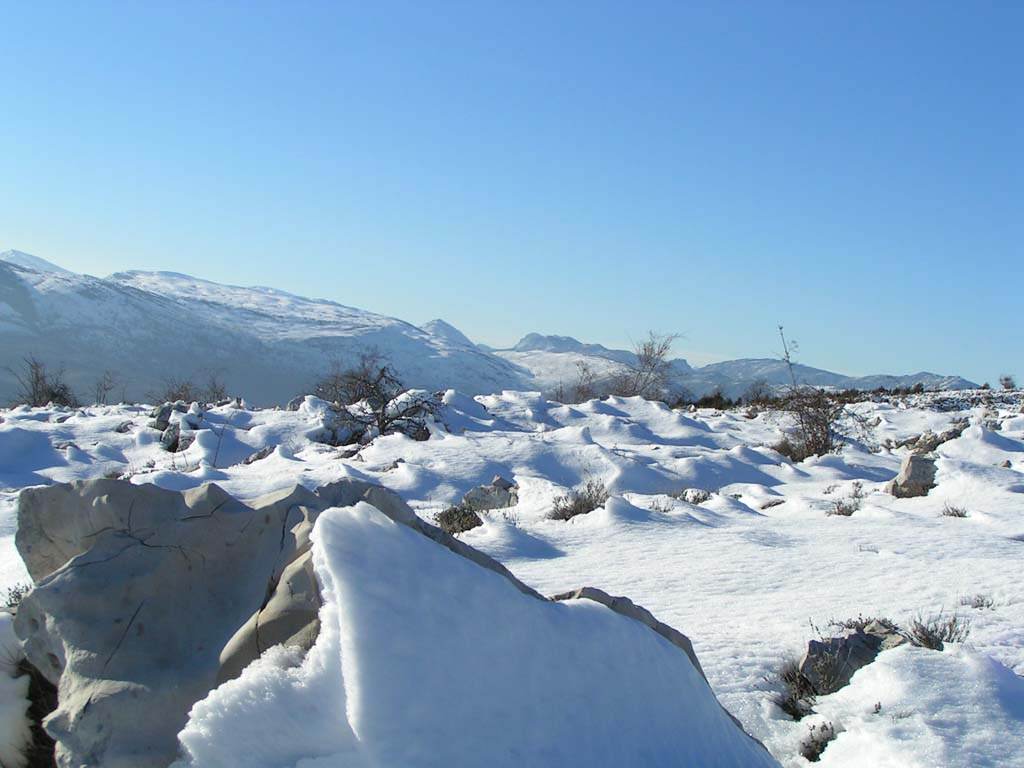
<box><xmin>798</xmin><ymin>620</ymin><xmax>906</xmax><ymax>694</ymax></box>
<box><xmin>888</xmin><ymin>454</ymin><xmax>938</xmax><ymax>498</ymax></box>
<box><xmin>888</xmin><ymin>418</ymin><xmax>968</xmax><ymax>454</ymax></box>
<box><xmin>14</xmin><ymin>477</ymin><xmax>765</xmax><ymax>768</ymax></box>
<box><xmin>14</xmin><ymin>478</ymin><xmax>391</xmax><ymax>768</ymax></box>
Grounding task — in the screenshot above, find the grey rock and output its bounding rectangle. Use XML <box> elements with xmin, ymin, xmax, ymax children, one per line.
<box><xmin>13</xmin><ymin>478</ymin><xmax>389</xmax><ymax>768</ymax></box>
<box><xmin>285</xmin><ymin>395</ymin><xmax>305</xmax><ymax>411</ymax></box>
<box><xmin>461</xmin><ymin>476</ymin><xmax>519</xmax><ymax>511</ymax></box>
<box><xmin>14</xmin><ymin>476</ymin><xmax>767</xmax><ymax>768</ymax></box>
<box><xmin>242</xmin><ymin>446</ymin><xmax>275</xmax><ymax>465</ymax></box>
<box><xmin>889</xmin><ymin>454</ymin><xmax>937</xmax><ymax>498</ymax></box>
<box><xmin>799</xmin><ymin>622</ymin><xmax>906</xmax><ymax>694</ymax></box>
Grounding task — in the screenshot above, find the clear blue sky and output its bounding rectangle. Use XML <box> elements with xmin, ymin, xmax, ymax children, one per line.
<box><xmin>2</xmin><ymin>1</ymin><xmax>1020</xmax><ymax>383</ymax></box>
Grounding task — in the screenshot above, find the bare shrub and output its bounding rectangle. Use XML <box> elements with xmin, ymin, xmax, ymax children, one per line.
<box><xmin>435</xmin><ymin>505</ymin><xmax>482</xmax><ymax>535</ymax></box>
<box><xmin>150</xmin><ymin>373</ymin><xmax>227</xmax><ymax>406</ymax></box>
<box><xmin>775</xmin><ymin>327</ymin><xmax>845</xmax><ymax>460</ymax></box>
<box><xmin>827</xmin><ymin>614</ymin><xmax>899</xmax><ymax>634</ymax></box>
<box><xmin>8</xmin><ymin>357</ymin><xmax>79</xmax><ymax>407</ymax></box>
<box><xmin>571</xmin><ymin>360</ymin><xmax>599</xmax><ymax>402</ymax></box>
<box><xmin>827</xmin><ymin>481</ymin><xmax>864</xmax><ymax>517</ymax></box>
<box><xmin>960</xmin><ymin>593</ymin><xmax>994</xmax><ymax>610</ymax></box>
<box><xmin>4</xmin><ymin>582</ymin><xmax>31</xmax><ymax>609</ymax></box>
<box><xmin>771</xmin><ymin>658</ymin><xmax>816</xmax><ymax>720</ymax></box>
<box><xmin>800</xmin><ymin>721</ymin><xmax>837</xmax><ymax>762</ymax></box>
<box><xmin>743</xmin><ymin>378</ymin><xmax>773</xmax><ymax>405</ymax></box>
<box><xmin>549</xmin><ymin>479</ymin><xmax>609</xmax><ymax>521</ymax></box>
<box><xmin>92</xmin><ymin>370</ymin><xmax>119</xmax><ymax>405</ymax></box>
<box><xmin>609</xmin><ymin>331</ymin><xmax>679</xmax><ymax>400</ymax></box>
<box><xmin>334</xmin><ymin>351</ymin><xmax>437</xmax><ymax>438</ymax></box>
<box><xmin>907</xmin><ymin>611</ymin><xmax>971</xmax><ymax>650</ymax></box>
<box><xmin>1000</xmin><ymin>374</ymin><xmax>1016</xmax><ymax>390</ymax></box>
<box><xmin>648</xmin><ymin>497</ymin><xmax>673</xmax><ymax>514</ymax></box>
<box><xmin>941</xmin><ymin>502</ymin><xmax>968</xmax><ymax>518</ymax></box>
<box><xmin>694</xmin><ymin>389</ymin><xmax>737</xmax><ymax>410</ymax></box>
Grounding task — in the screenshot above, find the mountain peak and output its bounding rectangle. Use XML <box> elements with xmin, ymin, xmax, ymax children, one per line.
<box><xmin>0</xmin><ymin>250</ymin><xmax>74</xmax><ymax>275</ymax></box>
<box><xmin>421</xmin><ymin>319</ymin><xmax>475</xmax><ymax>348</ymax></box>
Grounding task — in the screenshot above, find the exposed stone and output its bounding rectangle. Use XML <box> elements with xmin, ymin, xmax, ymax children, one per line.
<box><xmin>799</xmin><ymin>621</ymin><xmax>906</xmax><ymax>695</ymax></box>
<box><xmin>13</xmin><ymin>476</ymin><xmax>765</xmax><ymax>768</ymax></box>
<box><xmin>242</xmin><ymin>446</ymin><xmax>274</xmax><ymax>465</ymax></box>
<box><xmin>888</xmin><ymin>454</ymin><xmax>937</xmax><ymax>498</ymax></box>
<box><xmin>461</xmin><ymin>476</ymin><xmax>519</xmax><ymax>511</ymax></box>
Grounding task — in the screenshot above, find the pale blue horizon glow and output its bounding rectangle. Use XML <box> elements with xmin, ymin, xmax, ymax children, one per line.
<box><xmin>2</xmin><ymin>2</ymin><xmax>1020</xmax><ymax>383</ymax></box>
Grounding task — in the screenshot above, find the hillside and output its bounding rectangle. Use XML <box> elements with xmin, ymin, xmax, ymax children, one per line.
<box><xmin>0</xmin><ymin>252</ymin><xmax>975</xmax><ymax>405</ymax></box>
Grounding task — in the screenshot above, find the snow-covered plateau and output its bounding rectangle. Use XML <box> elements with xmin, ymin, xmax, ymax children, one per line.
<box><xmin>0</xmin><ymin>386</ymin><xmax>1022</xmax><ymax>766</ymax></box>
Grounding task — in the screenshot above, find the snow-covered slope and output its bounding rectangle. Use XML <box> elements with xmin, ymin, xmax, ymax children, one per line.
<box><xmin>495</xmin><ymin>335</ymin><xmax>976</xmax><ymax>398</ymax></box>
<box><xmin>0</xmin><ymin>249</ymin><xmax>72</xmax><ymax>275</ymax></box>
<box><xmin>0</xmin><ymin>259</ymin><xmax>529</xmax><ymax>404</ymax></box>
<box><xmin>0</xmin><ymin>252</ymin><xmax>975</xmax><ymax>406</ymax></box>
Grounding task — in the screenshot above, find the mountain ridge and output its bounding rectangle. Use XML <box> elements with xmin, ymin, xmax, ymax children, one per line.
<box><xmin>0</xmin><ymin>252</ymin><xmax>977</xmax><ymax>404</ymax></box>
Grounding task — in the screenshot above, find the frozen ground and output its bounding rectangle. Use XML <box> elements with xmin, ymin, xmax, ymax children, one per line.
<box><xmin>1</xmin><ymin>388</ymin><xmax>1022</xmax><ymax>765</ymax></box>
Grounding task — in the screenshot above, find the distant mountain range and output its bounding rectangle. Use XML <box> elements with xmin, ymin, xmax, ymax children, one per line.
<box><xmin>0</xmin><ymin>250</ymin><xmax>977</xmax><ymax>405</ymax></box>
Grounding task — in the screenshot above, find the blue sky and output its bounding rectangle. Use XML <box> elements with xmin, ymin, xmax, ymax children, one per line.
<box><xmin>2</xmin><ymin>1</ymin><xmax>1020</xmax><ymax>383</ymax></box>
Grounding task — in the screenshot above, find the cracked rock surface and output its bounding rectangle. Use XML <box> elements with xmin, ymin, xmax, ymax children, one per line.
<box><xmin>14</xmin><ymin>478</ymin><xmax>391</xmax><ymax>768</ymax></box>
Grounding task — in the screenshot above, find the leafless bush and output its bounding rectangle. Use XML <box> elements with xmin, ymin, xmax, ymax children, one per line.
<box><xmin>827</xmin><ymin>481</ymin><xmax>864</xmax><ymax>517</ymax></box>
<box><xmin>960</xmin><ymin>593</ymin><xmax>995</xmax><ymax>610</ymax></box>
<box><xmin>774</xmin><ymin>327</ymin><xmax>845</xmax><ymax>460</ymax></box>
<box><xmin>941</xmin><ymin>502</ymin><xmax>968</xmax><ymax>518</ymax></box>
<box><xmin>609</xmin><ymin>331</ymin><xmax>679</xmax><ymax>400</ymax></box>
<box><xmin>571</xmin><ymin>360</ymin><xmax>599</xmax><ymax>402</ymax></box>
<box><xmin>743</xmin><ymin>378</ymin><xmax>773</xmax><ymax>405</ymax></box>
<box><xmin>827</xmin><ymin>614</ymin><xmax>899</xmax><ymax>634</ymax></box>
<box><xmin>800</xmin><ymin>721</ymin><xmax>837</xmax><ymax>762</ymax></box>
<box><xmin>4</xmin><ymin>582</ymin><xmax>31</xmax><ymax>609</ymax></box>
<box><xmin>549</xmin><ymin>478</ymin><xmax>610</xmax><ymax>521</ymax></box>
<box><xmin>150</xmin><ymin>372</ymin><xmax>227</xmax><ymax>406</ymax></box>
<box><xmin>435</xmin><ymin>505</ymin><xmax>482</xmax><ymax>535</ymax></box>
<box><xmin>771</xmin><ymin>658</ymin><xmax>816</xmax><ymax>720</ymax></box>
<box><xmin>1000</xmin><ymin>374</ymin><xmax>1016</xmax><ymax>390</ymax></box>
<box><xmin>907</xmin><ymin>611</ymin><xmax>971</xmax><ymax>650</ymax></box>
<box><xmin>342</xmin><ymin>352</ymin><xmax>437</xmax><ymax>438</ymax></box>
<box><xmin>92</xmin><ymin>369</ymin><xmax>119</xmax><ymax>405</ymax></box>
<box><xmin>8</xmin><ymin>357</ymin><xmax>79</xmax><ymax>407</ymax></box>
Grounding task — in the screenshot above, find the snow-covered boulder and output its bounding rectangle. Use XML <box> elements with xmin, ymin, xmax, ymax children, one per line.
<box><xmin>14</xmin><ymin>477</ymin><xmax>775</xmax><ymax>768</ymax></box>
<box><xmin>889</xmin><ymin>454</ymin><xmax>937</xmax><ymax>498</ymax></box>
<box><xmin>13</xmin><ymin>478</ymin><xmax>390</xmax><ymax>768</ymax></box>
<box><xmin>174</xmin><ymin>502</ymin><xmax>777</xmax><ymax>768</ymax></box>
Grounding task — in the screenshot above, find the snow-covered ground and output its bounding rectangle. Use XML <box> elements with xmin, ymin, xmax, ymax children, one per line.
<box><xmin>1</xmin><ymin>389</ymin><xmax>1022</xmax><ymax>765</ymax></box>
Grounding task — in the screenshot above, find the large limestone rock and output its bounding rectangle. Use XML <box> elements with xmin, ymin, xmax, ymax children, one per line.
<box><xmin>15</xmin><ymin>477</ymin><xmax>766</xmax><ymax>768</ymax></box>
<box><xmin>14</xmin><ymin>478</ymin><xmax>388</xmax><ymax>768</ymax></box>
<box><xmin>889</xmin><ymin>454</ymin><xmax>938</xmax><ymax>498</ymax></box>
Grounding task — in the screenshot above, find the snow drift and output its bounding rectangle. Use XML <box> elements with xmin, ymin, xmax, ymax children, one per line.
<box><xmin>174</xmin><ymin>501</ymin><xmax>777</xmax><ymax>768</ymax></box>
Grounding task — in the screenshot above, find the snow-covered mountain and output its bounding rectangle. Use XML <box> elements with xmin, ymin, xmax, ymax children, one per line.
<box><xmin>0</xmin><ymin>258</ymin><xmax>529</xmax><ymax>404</ymax></box>
<box><xmin>493</xmin><ymin>334</ymin><xmax>976</xmax><ymax>398</ymax></box>
<box><xmin>0</xmin><ymin>249</ymin><xmax>72</xmax><ymax>275</ymax></box>
<box><xmin>0</xmin><ymin>252</ymin><xmax>975</xmax><ymax>405</ymax></box>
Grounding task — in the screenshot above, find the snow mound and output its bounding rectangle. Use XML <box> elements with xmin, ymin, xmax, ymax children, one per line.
<box><xmin>812</xmin><ymin>644</ymin><xmax>1024</xmax><ymax>767</ymax></box>
<box><xmin>174</xmin><ymin>501</ymin><xmax>777</xmax><ymax>768</ymax></box>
